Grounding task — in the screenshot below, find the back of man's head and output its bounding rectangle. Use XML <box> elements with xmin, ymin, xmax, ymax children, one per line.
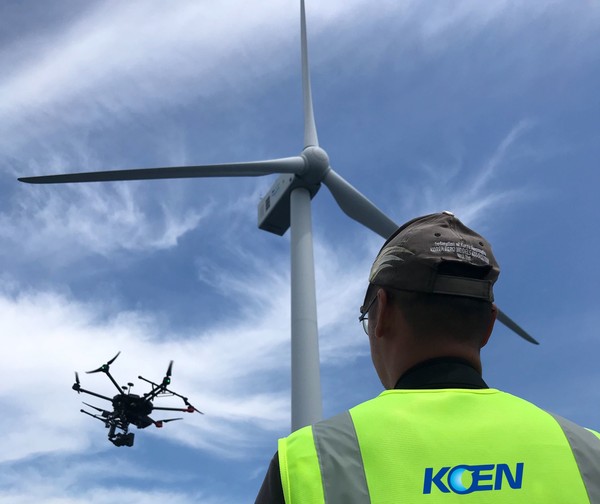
<box><xmin>386</xmin><ymin>289</ymin><xmax>495</xmax><ymax>347</ymax></box>
<box><xmin>361</xmin><ymin>212</ymin><xmax>499</xmax><ymax>347</ymax></box>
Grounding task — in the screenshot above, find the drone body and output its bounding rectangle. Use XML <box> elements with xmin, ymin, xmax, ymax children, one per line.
<box><xmin>73</xmin><ymin>352</ymin><xmax>202</xmax><ymax>447</ymax></box>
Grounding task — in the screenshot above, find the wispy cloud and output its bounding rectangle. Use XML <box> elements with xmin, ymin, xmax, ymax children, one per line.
<box><xmin>470</xmin><ymin>120</ymin><xmax>533</xmax><ymax>196</ymax></box>
<box><xmin>1</xmin><ymin>180</ymin><xmax>209</xmax><ymax>260</ymax></box>
<box><xmin>0</xmin><ymin>456</ymin><xmax>223</xmax><ymax>504</ymax></box>
<box><xmin>0</xmin><ymin>1</ymin><xmax>298</xmax><ymax>155</ymax></box>
<box><xmin>1</xmin><ymin>0</ymin><xmax>581</xmax><ymax>157</ymax></box>
<box><xmin>401</xmin><ymin>119</ymin><xmax>536</xmax><ymax>227</ymax></box>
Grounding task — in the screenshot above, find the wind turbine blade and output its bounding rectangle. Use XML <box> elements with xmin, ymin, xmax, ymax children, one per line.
<box><xmin>496</xmin><ymin>308</ymin><xmax>539</xmax><ymax>345</ymax></box>
<box><xmin>18</xmin><ymin>157</ymin><xmax>306</xmax><ymax>185</ymax></box>
<box><xmin>323</xmin><ymin>168</ymin><xmax>398</xmax><ymax>239</ymax></box>
<box><xmin>301</xmin><ymin>0</ymin><xmax>318</xmax><ymax>148</ymax></box>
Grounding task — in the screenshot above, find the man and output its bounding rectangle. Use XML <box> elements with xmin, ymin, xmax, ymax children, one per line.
<box><xmin>255</xmin><ymin>212</ymin><xmax>600</xmax><ymax>503</ymax></box>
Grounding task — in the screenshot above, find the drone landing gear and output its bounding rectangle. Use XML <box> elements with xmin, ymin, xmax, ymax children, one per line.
<box><xmin>108</xmin><ymin>424</ymin><xmax>134</xmax><ymax>447</ymax></box>
<box><xmin>110</xmin><ymin>432</ymin><xmax>134</xmax><ymax>447</ymax></box>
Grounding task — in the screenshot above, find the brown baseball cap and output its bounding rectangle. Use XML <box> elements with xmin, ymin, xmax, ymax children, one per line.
<box><xmin>361</xmin><ymin>211</ymin><xmax>499</xmax><ymax>311</ymax></box>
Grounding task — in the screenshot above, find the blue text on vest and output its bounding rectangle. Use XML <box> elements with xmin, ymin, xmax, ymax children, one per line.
<box><xmin>423</xmin><ymin>463</ymin><xmax>524</xmax><ymax>494</ymax></box>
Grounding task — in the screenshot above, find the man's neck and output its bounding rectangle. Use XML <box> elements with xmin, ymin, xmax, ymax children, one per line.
<box><xmin>394</xmin><ymin>357</ymin><xmax>488</xmax><ymax>390</ymax></box>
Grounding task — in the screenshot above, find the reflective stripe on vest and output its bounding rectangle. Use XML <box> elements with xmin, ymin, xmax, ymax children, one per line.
<box><xmin>550</xmin><ymin>412</ymin><xmax>600</xmax><ymax>503</ymax></box>
<box><xmin>312</xmin><ymin>411</ymin><xmax>370</xmax><ymax>504</ymax></box>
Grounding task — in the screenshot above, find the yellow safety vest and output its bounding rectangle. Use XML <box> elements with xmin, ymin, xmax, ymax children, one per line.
<box><xmin>279</xmin><ymin>389</ymin><xmax>600</xmax><ymax>503</ymax></box>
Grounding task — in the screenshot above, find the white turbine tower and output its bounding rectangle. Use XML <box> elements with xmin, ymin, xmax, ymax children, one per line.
<box><xmin>19</xmin><ymin>0</ymin><xmax>537</xmax><ymax>432</ymax></box>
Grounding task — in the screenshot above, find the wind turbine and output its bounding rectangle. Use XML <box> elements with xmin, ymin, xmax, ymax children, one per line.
<box><xmin>18</xmin><ymin>0</ymin><xmax>538</xmax><ymax>432</ymax></box>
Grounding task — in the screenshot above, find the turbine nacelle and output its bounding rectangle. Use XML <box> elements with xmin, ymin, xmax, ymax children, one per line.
<box><xmin>257</xmin><ymin>146</ymin><xmax>330</xmax><ymax>236</ymax></box>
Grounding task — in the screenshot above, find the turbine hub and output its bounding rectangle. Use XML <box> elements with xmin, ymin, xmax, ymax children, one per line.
<box><xmin>301</xmin><ymin>146</ymin><xmax>330</xmax><ymax>184</ymax></box>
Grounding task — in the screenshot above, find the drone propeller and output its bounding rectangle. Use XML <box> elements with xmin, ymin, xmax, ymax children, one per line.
<box><xmin>86</xmin><ymin>351</ymin><xmax>121</xmax><ymax>374</ymax></box>
<box><xmin>184</xmin><ymin>399</ymin><xmax>204</xmax><ymax>415</ymax></box>
<box><xmin>162</xmin><ymin>360</ymin><xmax>174</xmax><ymax>386</ymax></box>
<box><xmin>73</xmin><ymin>372</ymin><xmax>81</xmax><ymax>393</ymax></box>
<box><xmin>154</xmin><ymin>418</ymin><xmax>183</xmax><ymax>428</ymax></box>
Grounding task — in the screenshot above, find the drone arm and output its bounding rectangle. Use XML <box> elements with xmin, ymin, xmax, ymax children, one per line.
<box><xmin>139</xmin><ymin>370</ymin><xmax>203</xmax><ymax>413</ymax></box>
<box><xmin>152</xmin><ymin>385</ymin><xmax>203</xmax><ymax>413</ymax></box>
<box><xmin>152</xmin><ymin>406</ymin><xmax>193</xmax><ymax>412</ymax></box>
<box><xmin>103</xmin><ymin>370</ymin><xmax>125</xmax><ymax>394</ymax></box>
<box><xmin>138</xmin><ymin>375</ymin><xmax>165</xmax><ymax>401</ymax></box>
<box><xmin>80</xmin><ymin>409</ymin><xmax>109</xmax><ymax>423</ymax></box>
<box><xmin>73</xmin><ymin>386</ymin><xmax>113</xmax><ymax>402</ymax></box>
<box><xmin>153</xmin><ymin>405</ymin><xmax>204</xmax><ymax>415</ymax></box>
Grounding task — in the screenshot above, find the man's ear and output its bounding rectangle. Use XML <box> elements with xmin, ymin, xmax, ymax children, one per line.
<box><xmin>374</xmin><ymin>288</ymin><xmax>390</xmax><ymax>339</ymax></box>
<box><xmin>481</xmin><ymin>303</ymin><xmax>497</xmax><ymax>348</ymax></box>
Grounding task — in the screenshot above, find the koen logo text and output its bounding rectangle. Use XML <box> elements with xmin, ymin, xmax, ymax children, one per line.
<box><xmin>423</xmin><ymin>463</ymin><xmax>524</xmax><ymax>495</ymax></box>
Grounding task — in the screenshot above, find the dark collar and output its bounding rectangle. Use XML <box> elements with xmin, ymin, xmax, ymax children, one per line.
<box><xmin>394</xmin><ymin>357</ymin><xmax>488</xmax><ymax>390</ymax></box>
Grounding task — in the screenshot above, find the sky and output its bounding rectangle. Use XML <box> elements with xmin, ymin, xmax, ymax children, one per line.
<box><xmin>1</xmin><ymin>0</ymin><xmax>599</xmax><ymax>502</ymax></box>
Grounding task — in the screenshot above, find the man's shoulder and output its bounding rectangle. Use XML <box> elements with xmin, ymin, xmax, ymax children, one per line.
<box><xmin>288</xmin><ymin>390</ymin><xmax>600</xmax><ymax>445</ymax></box>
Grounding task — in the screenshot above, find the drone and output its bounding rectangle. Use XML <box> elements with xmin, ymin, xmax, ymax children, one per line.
<box><xmin>72</xmin><ymin>352</ymin><xmax>203</xmax><ymax>447</ymax></box>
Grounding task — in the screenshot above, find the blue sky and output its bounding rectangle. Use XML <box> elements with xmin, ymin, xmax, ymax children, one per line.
<box><xmin>1</xmin><ymin>0</ymin><xmax>599</xmax><ymax>502</ymax></box>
